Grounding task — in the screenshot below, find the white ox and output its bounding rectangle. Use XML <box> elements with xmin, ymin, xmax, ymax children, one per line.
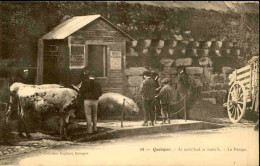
<box><xmin>6</xmin><ymin>82</ymin><xmax>78</xmax><ymax>139</ymax></box>
<box><xmin>7</xmin><ymin>82</ymin><xmax>64</xmax><ymax>114</ymax></box>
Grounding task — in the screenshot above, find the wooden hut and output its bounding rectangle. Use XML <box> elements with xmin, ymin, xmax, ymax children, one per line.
<box><xmin>36</xmin><ymin>15</ymin><xmax>134</xmax><ymax>94</ymax></box>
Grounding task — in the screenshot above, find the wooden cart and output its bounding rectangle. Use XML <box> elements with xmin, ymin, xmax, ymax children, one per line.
<box><xmin>226</xmin><ymin>56</ymin><xmax>259</xmax><ymax>123</ymax></box>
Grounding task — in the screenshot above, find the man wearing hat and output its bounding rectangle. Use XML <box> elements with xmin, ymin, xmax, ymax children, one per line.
<box><xmin>13</xmin><ymin>69</ymin><xmax>30</xmax><ymax>84</ymax></box>
<box><xmin>79</xmin><ymin>70</ymin><xmax>102</xmax><ymax>134</ymax></box>
<box><xmin>139</xmin><ymin>71</ymin><xmax>156</xmax><ymax>126</ymax></box>
<box><xmin>151</xmin><ymin>71</ymin><xmax>161</xmax><ymax>124</ymax></box>
<box><xmin>155</xmin><ymin>78</ymin><xmax>173</xmax><ymax>124</ymax></box>
<box><xmin>80</xmin><ymin>66</ymin><xmax>90</xmax><ymax>82</ymax></box>
<box><xmin>177</xmin><ymin>67</ymin><xmax>190</xmax><ymax>97</ymax></box>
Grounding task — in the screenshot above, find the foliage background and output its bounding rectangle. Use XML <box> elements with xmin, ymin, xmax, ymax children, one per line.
<box><xmin>0</xmin><ymin>1</ymin><xmax>259</xmax><ymax>66</ymax></box>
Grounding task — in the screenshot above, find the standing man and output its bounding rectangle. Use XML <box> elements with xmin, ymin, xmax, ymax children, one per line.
<box><xmin>80</xmin><ymin>70</ymin><xmax>102</xmax><ymax>134</ymax></box>
<box><xmin>176</xmin><ymin>67</ymin><xmax>190</xmax><ymax>118</ymax></box>
<box><xmin>155</xmin><ymin>78</ymin><xmax>173</xmax><ymax>124</ymax></box>
<box><xmin>151</xmin><ymin>71</ymin><xmax>161</xmax><ymax>124</ymax></box>
<box><xmin>177</xmin><ymin>67</ymin><xmax>190</xmax><ymax>97</ymax></box>
<box><xmin>139</xmin><ymin>71</ymin><xmax>156</xmax><ymax>126</ymax></box>
<box><xmin>76</xmin><ymin>66</ymin><xmax>90</xmax><ymax>119</ymax></box>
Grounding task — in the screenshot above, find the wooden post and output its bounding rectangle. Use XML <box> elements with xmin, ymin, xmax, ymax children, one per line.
<box><xmin>3</xmin><ymin>78</ymin><xmax>9</xmax><ymax>143</ymax></box>
<box><xmin>36</xmin><ymin>39</ymin><xmax>44</xmax><ymax>85</ymax></box>
<box><xmin>249</xmin><ymin>65</ymin><xmax>252</xmax><ymax>97</ymax></box>
<box><xmin>184</xmin><ymin>96</ymin><xmax>187</xmax><ymax>122</ymax></box>
<box><xmin>5</xmin><ymin>78</ymin><xmax>9</xmax><ymax>112</ymax></box>
<box><xmin>235</xmin><ymin>69</ymin><xmax>237</xmax><ymax>82</ymax></box>
<box><xmin>121</xmin><ymin>99</ymin><xmax>125</xmax><ymax>128</ymax></box>
<box><xmin>123</xmin><ymin>40</ymin><xmax>127</xmax><ymax>95</ymax></box>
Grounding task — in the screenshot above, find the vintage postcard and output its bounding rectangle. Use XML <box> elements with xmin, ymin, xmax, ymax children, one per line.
<box><xmin>0</xmin><ymin>1</ymin><xmax>259</xmax><ymax>166</ymax></box>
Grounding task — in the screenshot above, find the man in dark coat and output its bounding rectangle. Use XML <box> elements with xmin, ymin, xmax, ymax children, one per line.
<box><xmin>177</xmin><ymin>67</ymin><xmax>190</xmax><ymax>97</ymax></box>
<box><xmin>151</xmin><ymin>71</ymin><xmax>161</xmax><ymax>124</ymax></box>
<box><xmin>79</xmin><ymin>70</ymin><xmax>102</xmax><ymax>134</ymax></box>
<box><xmin>139</xmin><ymin>71</ymin><xmax>156</xmax><ymax>126</ymax></box>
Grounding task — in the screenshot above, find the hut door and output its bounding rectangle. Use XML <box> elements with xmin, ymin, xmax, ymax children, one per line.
<box><xmin>43</xmin><ymin>56</ymin><xmax>59</xmax><ymax>84</ymax></box>
<box><xmin>88</xmin><ymin>45</ymin><xmax>107</xmax><ymax>77</ymax></box>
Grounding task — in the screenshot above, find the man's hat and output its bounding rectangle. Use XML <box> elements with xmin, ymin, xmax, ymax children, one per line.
<box><xmin>82</xmin><ymin>66</ymin><xmax>90</xmax><ymax>75</ymax></box>
<box><xmin>151</xmin><ymin>71</ymin><xmax>158</xmax><ymax>77</ymax></box>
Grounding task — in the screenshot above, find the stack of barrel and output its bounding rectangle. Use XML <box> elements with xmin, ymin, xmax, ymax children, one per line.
<box><xmin>127</xmin><ymin>39</ymin><xmax>241</xmax><ymax>57</ymax></box>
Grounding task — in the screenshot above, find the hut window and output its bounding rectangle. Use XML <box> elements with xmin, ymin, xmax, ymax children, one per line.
<box><xmin>69</xmin><ymin>44</ymin><xmax>85</xmax><ymax>68</ymax></box>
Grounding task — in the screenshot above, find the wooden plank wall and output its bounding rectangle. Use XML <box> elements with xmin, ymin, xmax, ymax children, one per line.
<box><xmin>43</xmin><ymin>40</ymin><xmax>68</xmax><ymax>85</ymax></box>
<box><xmin>68</xmin><ymin>19</ymin><xmax>129</xmax><ymax>94</ymax></box>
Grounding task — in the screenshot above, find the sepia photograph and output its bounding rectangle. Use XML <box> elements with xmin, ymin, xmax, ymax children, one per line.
<box><xmin>0</xmin><ymin>1</ymin><xmax>259</xmax><ymax>166</ymax></box>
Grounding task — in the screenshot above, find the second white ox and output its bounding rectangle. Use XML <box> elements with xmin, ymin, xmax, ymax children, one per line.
<box><xmin>7</xmin><ymin>83</ymin><xmax>78</xmax><ymax>139</ymax></box>
<box><xmin>8</xmin><ymin>82</ymin><xmax>64</xmax><ymax>114</ymax></box>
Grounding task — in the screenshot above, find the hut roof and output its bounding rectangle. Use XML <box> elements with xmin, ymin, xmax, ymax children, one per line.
<box><xmin>42</xmin><ymin>14</ymin><xmax>134</xmax><ymax>40</ymax></box>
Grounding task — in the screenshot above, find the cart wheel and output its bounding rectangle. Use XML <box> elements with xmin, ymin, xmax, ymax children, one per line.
<box><xmin>227</xmin><ymin>82</ymin><xmax>247</xmax><ymax>123</ymax></box>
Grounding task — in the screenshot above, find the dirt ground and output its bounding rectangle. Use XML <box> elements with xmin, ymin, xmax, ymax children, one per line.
<box><xmin>188</xmin><ymin>99</ymin><xmax>258</xmax><ymax>125</ymax></box>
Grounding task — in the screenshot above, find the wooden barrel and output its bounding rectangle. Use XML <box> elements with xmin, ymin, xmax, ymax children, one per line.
<box><xmin>172</xmin><ymin>40</ymin><xmax>178</xmax><ymax>48</ymax></box>
<box><xmin>144</xmin><ymin>40</ymin><xmax>152</xmax><ymax>48</ymax></box>
<box><xmin>173</xmin><ymin>34</ymin><xmax>183</xmax><ymax>40</ymax></box>
<box><xmin>222</xmin><ymin>42</ymin><xmax>234</xmax><ymax>49</ymax></box>
<box><xmin>164</xmin><ymin>40</ymin><xmax>178</xmax><ymax>48</ymax></box>
<box><xmin>204</xmin><ymin>41</ymin><xmax>212</xmax><ymax>48</ymax></box>
<box><xmin>198</xmin><ymin>49</ymin><xmax>209</xmax><ymax>57</ymax></box>
<box><xmin>158</xmin><ymin>40</ymin><xmax>165</xmax><ymax>48</ymax></box>
<box><xmin>156</xmin><ymin>48</ymin><xmax>162</xmax><ymax>55</ymax></box>
<box><xmin>129</xmin><ymin>48</ymin><xmax>139</xmax><ymax>56</ymax></box>
<box><xmin>169</xmin><ymin>48</ymin><xmax>175</xmax><ymax>55</ymax></box>
<box><xmin>215</xmin><ymin>50</ymin><xmax>221</xmax><ymax>57</ymax></box>
<box><xmin>187</xmin><ymin>41</ymin><xmax>200</xmax><ymax>48</ymax></box>
<box><xmin>142</xmin><ymin>48</ymin><xmax>149</xmax><ymax>54</ymax></box>
<box><xmin>193</xmin><ymin>41</ymin><xmax>200</xmax><ymax>48</ymax></box>
<box><xmin>177</xmin><ymin>40</ymin><xmax>187</xmax><ymax>49</ymax></box>
<box><xmin>231</xmin><ymin>48</ymin><xmax>241</xmax><ymax>56</ymax></box>
<box><xmin>136</xmin><ymin>39</ymin><xmax>151</xmax><ymax>48</ymax></box>
<box><xmin>209</xmin><ymin>49</ymin><xmax>222</xmax><ymax>57</ymax></box>
<box><xmin>131</xmin><ymin>40</ymin><xmax>138</xmax><ymax>47</ymax></box>
<box><xmin>211</xmin><ymin>41</ymin><xmax>223</xmax><ymax>49</ymax></box>
<box><xmin>199</xmin><ymin>41</ymin><xmax>209</xmax><ymax>49</ymax></box>
<box><xmin>221</xmin><ymin>49</ymin><xmax>231</xmax><ymax>56</ymax></box>
<box><xmin>191</xmin><ymin>49</ymin><xmax>198</xmax><ymax>57</ymax></box>
<box><xmin>150</xmin><ymin>39</ymin><xmax>165</xmax><ymax>48</ymax></box>
<box><xmin>181</xmin><ymin>49</ymin><xmax>186</xmax><ymax>56</ymax></box>
<box><xmin>161</xmin><ymin>47</ymin><xmax>172</xmax><ymax>57</ymax></box>
<box><xmin>227</xmin><ymin>42</ymin><xmax>234</xmax><ymax>48</ymax></box>
<box><xmin>186</xmin><ymin>48</ymin><xmax>198</xmax><ymax>57</ymax></box>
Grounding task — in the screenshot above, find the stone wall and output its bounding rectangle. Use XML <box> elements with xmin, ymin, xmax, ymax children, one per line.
<box><xmin>124</xmin><ymin>67</ymin><xmax>148</xmax><ymax>102</ymax></box>
<box><xmin>125</xmin><ymin>38</ymin><xmax>240</xmax><ymax>105</ymax></box>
